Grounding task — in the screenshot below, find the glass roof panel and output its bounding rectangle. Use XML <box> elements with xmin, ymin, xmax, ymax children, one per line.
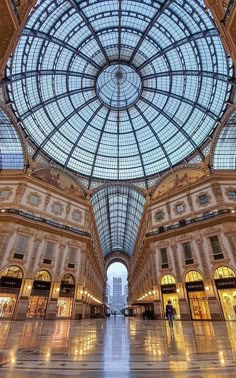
<box><xmin>6</xmin><ymin>0</ymin><xmax>232</xmax><ymax>183</ymax></box>
<box><xmin>0</xmin><ymin>109</ymin><xmax>24</xmax><ymax>169</ymax></box>
<box><xmin>213</xmin><ymin>112</ymin><xmax>236</xmax><ymax>170</ymax></box>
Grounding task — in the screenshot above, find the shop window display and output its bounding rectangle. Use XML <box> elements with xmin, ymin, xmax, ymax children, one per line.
<box><xmin>0</xmin><ymin>295</ymin><xmax>16</xmax><ymax>318</ymax></box>
<box><xmin>214</xmin><ymin>266</ymin><xmax>236</xmax><ymax>320</ymax></box>
<box><xmin>0</xmin><ymin>265</ymin><xmax>23</xmax><ymax>318</ymax></box>
<box><xmin>161</xmin><ymin>274</ymin><xmax>180</xmax><ymax>319</ymax></box>
<box><xmin>57</xmin><ymin>274</ymin><xmax>75</xmax><ymax>317</ymax></box>
<box><xmin>57</xmin><ymin>298</ymin><xmax>73</xmax><ymax>318</ymax></box>
<box><xmin>185</xmin><ymin>270</ymin><xmax>211</xmax><ymax>320</ymax></box>
<box><xmin>26</xmin><ymin>296</ymin><xmax>48</xmax><ymax>318</ymax></box>
<box><xmin>188</xmin><ymin>292</ymin><xmax>211</xmax><ymax>320</ymax></box>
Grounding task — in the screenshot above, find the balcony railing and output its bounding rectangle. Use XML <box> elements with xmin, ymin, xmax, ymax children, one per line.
<box><xmin>0</xmin><ymin>208</ymin><xmax>91</xmax><ymax>238</ymax></box>
<box><xmin>146</xmin><ymin>208</ymin><xmax>234</xmax><ymax>237</ymax></box>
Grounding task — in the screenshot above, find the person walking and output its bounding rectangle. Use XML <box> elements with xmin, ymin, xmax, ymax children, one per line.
<box><xmin>166</xmin><ymin>300</ymin><xmax>174</xmax><ymax>330</ymax></box>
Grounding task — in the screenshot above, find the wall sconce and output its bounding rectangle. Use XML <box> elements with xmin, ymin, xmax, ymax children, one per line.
<box><xmin>56</xmin><ymin>288</ymin><xmax>60</xmax><ymax>292</ymax></box>
<box><xmin>84</xmin><ymin>290</ymin><xmax>88</xmax><ymax>295</ymax></box>
<box><xmin>148</xmin><ymin>291</ymin><xmax>152</xmax><ymax>295</ymax></box>
<box><xmin>152</xmin><ymin>290</ymin><xmax>156</xmax><ymax>294</ymax></box>
<box><xmin>27</xmin><ymin>285</ymin><xmax>32</xmax><ymax>290</ymax></box>
<box><xmin>80</xmin><ymin>290</ymin><xmax>84</xmax><ymax>294</ymax></box>
<box><xmin>205</xmin><ymin>286</ymin><xmax>210</xmax><ymax>291</ymax></box>
<box><xmin>176</xmin><ymin>288</ymin><xmax>181</xmax><ymax>293</ymax></box>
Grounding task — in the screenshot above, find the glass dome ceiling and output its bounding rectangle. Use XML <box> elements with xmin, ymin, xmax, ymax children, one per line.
<box><xmin>5</xmin><ymin>0</ymin><xmax>232</xmax><ymax>182</ymax></box>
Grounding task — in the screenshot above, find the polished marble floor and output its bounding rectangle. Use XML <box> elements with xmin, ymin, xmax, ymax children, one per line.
<box><xmin>0</xmin><ymin>316</ymin><xmax>235</xmax><ymax>377</ymax></box>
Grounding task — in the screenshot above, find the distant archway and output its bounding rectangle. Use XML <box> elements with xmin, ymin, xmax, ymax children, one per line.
<box><xmin>105</xmin><ymin>251</ymin><xmax>130</xmax><ymax>272</ymax></box>
<box><xmin>106</xmin><ymin>261</ymin><xmax>128</xmax><ymax>314</ymax></box>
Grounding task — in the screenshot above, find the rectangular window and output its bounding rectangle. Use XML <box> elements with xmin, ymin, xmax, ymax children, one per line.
<box><xmin>199</xmin><ymin>194</ymin><xmax>208</xmax><ymax>204</ymax></box>
<box><xmin>0</xmin><ymin>190</ymin><xmax>10</xmax><ymax>199</ymax></box>
<box><xmin>43</xmin><ymin>241</ymin><xmax>54</xmax><ymax>264</ymax></box>
<box><xmin>176</xmin><ymin>204</ymin><xmax>184</xmax><ymax>213</ymax></box>
<box><xmin>15</xmin><ymin>235</ymin><xmax>28</xmax><ymax>257</ymax></box>
<box><xmin>183</xmin><ymin>242</ymin><xmax>194</xmax><ymax>265</ymax></box>
<box><xmin>228</xmin><ymin>190</ymin><xmax>236</xmax><ymax>199</ymax></box>
<box><xmin>156</xmin><ymin>211</ymin><xmax>163</xmax><ymax>220</ymax></box>
<box><xmin>73</xmin><ymin>211</ymin><xmax>81</xmax><ymax>221</ymax></box>
<box><xmin>53</xmin><ymin>204</ymin><xmax>62</xmax><ymax>213</ymax></box>
<box><xmin>68</xmin><ymin>247</ymin><xmax>76</xmax><ymax>264</ymax></box>
<box><xmin>29</xmin><ymin>194</ymin><xmax>38</xmax><ymax>205</ymax></box>
<box><xmin>209</xmin><ymin>236</ymin><xmax>224</xmax><ymax>260</ymax></box>
<box><xmin>160</xmin><ymin>247</ymin><xmax>168</xmax><ymax>269</ymax></box>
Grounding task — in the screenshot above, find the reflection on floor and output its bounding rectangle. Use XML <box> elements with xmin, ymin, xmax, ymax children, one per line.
<box><xmin>0</xmin><ymin>316</ymin><xmax>236</xmax><ymax>377</ymax></box>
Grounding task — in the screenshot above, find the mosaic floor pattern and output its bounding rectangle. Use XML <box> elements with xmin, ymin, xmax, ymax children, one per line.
<box><xmin>0</xmin><ymin>317</ymin><xmax>236</xmax><ymax>377</ymax></box>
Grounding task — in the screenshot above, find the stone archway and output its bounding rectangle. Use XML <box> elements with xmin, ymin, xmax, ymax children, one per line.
<box><xmin>105</xmin><ymin>251</ymin><xmax>130</xmax><ymax>273</ymax></box>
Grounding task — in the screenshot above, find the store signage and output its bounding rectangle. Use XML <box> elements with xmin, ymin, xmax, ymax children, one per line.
<box><xmin>185</xmin><ymin>281</ymin><xmax>204</xmax><ymax>292</ymax></box>
<box><xmin>161</xmin><ymin>284</ymin><xmax>176</xmax><ymax>293</ymax></box>
<box><xmin>0</xmin><ymin>277</ymin><xmax>22</xmax><ymax>288</ymax></box>
<box><xmin>215</xmin><ymin>277</ymin><xmax>236</xmax><ymax>289</ymax></box>
<box><xmin>33</xmin><ymin>281</ymin><xmax>51</xmax><ymax>291</ymax></box>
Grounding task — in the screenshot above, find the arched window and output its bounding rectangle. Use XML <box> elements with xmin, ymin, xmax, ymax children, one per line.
<box><xmin>34</xmin><ymin>270</ymin><xmax>51</xmax><ymax>282</ymax></box>
<box><xmin>214</xmin><ymin>266</ymin><xmax>235</xmax><ymax>279</ymax></box>
<box><xmin>61</xmin><ymin>274</ymin><xmax>75</xmax><ymax>285</ymax></box>
<box><xmin>0</xmin><ymin>265</ymin><xmax>23</xmax><ymax>278</ymax></box>
<box><xmin>161</xmin><ymin>274</ymin><xmax>176</xmax><ymax>285</ymax></box>
<box><xmin>185</xmin><ymin>271</ymin><xmax>203</xmax><ymax>282</ymax></box>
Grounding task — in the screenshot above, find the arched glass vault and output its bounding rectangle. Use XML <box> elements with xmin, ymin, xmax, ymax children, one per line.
<box><xmin>91</xmin><ymin>185</ymin><xmax>145</xmax><ymax>256</ymax></box>
<box><xmin>5</xmin><ymin>0</ymin><xmax>232</xmax><ymax>183</ymax></box>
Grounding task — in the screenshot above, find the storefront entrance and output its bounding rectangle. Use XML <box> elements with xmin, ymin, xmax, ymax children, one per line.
<box><xmin>0</xmin><ymin>266</ymin><xmax>23</xmax><ymax>319</ymax></box>
<box><xmin>217</xmin><ymin>289</ymin><xmax>236</xmax><ymax>320</ymax></box>
<box><xmin>57</xmin><ymin>274</ymin><xmax>75</xmax><ymax>318</ymax></box>
<box><xmin>188</xmin><ymin>291</ymin><xmax>211</xmax><ymax>320</ymax></box>
<box><xmin>0</xmin><ymin>294</ymin><xmax>17</xmax><ymax>318</ymax></box>
<box><xmin>57</xmin><ymin>297</ymin><xmax>73</xmax><ymax>318</ymax></box>
<box><xmin>26</xmin><ymin>296</ymin><xmax>48</xmax><ymax>318</ymax></box>
<box><xmin>214</xmin><ymin>266</ymin><xmax>236</xmax><ymax>320</ymax></box>
<box><xmin>161</xmin><ymin>274</ymin><xmax>180</xmax><ymax>319</ymax></box>
<box><xmin>27</xmin><ymin>270</ymin><xmax>51</xmax><ymax>318</ymax></box>
<box><xmin>162</xmin><ymin>293</ymin><xmax>180</xmax><ymax>319</ymax></box>
<box><xmin>185</xmin><ymin>270</ymin><xmax>211</xmax><ymax>320</ymax></box>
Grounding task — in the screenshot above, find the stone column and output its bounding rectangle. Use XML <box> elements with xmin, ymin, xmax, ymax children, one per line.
<box><xmin>56</xmin><ymin>241</ymin><xmax>66</xmax><ymax>278</ymax></box>
<box><xmin>0</xmin><ymin>232</ymin><xmax>11</xmax><ymax>262</ymax></box>
<box><xmin>170</xmin><ymin>243</ymin><xmax>181</xmax><ymax>281</ymax></box>
<box><xmin>224</xmin><ymin>233</ymin><xmax>236</xmax><ymax>265</ymax></box>
<box><xmin>43</xmin><ymin>194</ymin><xmax>51</xmax><ymax>212</ymax></box>
<box><xmin>195</xmin><ymin>237</ymin><xmax>210</xmax><ymax>278</ymax></box>
<box><xmin>27</xmin><ymin>233</ymin><xmax>43</xmax><ymax>275</ymax></box>
<box><xmin>15</xmin><ymin>183</ymin><xmax>26</xmax><ymax>204</ymax></box>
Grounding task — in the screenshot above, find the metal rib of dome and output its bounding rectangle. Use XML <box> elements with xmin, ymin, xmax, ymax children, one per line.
<box><xmin>5</xmin><ymin>0</ymin><xmax>232</xmax><ymax>182</ymax></box>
